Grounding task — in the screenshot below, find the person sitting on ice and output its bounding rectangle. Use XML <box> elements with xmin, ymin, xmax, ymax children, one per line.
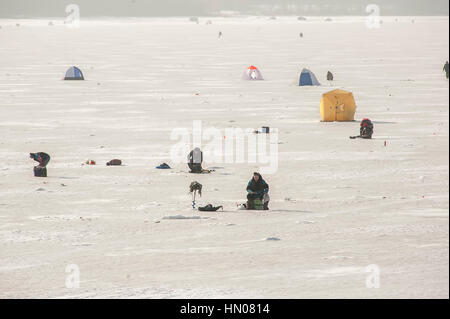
<box><xmin>246</xmin><ymin>172</ymin><xmax>270</xmax><ymax>210</ymax></box>
<box><xmin>187</xmin><ymin>147</ymin><xmax>203</xmax><ymax>173</ymax></box>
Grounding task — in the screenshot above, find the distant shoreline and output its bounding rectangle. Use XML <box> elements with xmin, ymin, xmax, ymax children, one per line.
<box><xmin>0</xmin><ymin>15</ymin><xmax>448</xmax><ymax>21</ymax></box>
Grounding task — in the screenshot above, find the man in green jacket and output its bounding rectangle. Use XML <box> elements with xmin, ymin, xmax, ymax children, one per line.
<box><xmin>246</xmin><ymin>172</ymin><xmax>270</xmax><ymax>210</ymax></box>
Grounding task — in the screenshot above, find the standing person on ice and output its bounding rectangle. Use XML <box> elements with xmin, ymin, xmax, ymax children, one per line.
<box><xmin>246</xmin><ymin>172</ymin><xmax>270</xmax><ymax>210</ymax></box>
<box><xmin>443</xmin><ymin>61</ymin><xmax>449</xmax><ymax>79</ymax></box>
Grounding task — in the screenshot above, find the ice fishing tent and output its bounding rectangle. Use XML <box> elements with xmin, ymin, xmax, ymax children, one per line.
<box><xmin>320</xmin><ymin>89</ymin><xmax>356</xmax><ymax>122</ymax></box>
<box><xmin>64</xmin><ymin>66</ymin><xmax>84</xmax><ymax>80</ymax></box>
<box><xmin>243</xmin><ymin>66</ymin><xmax>263</xmax><ymax>80</ymax></box>
<box><xmin>299</xmin><ymin>68</ymin><xmax>320</xmax><ymax>86</ymax></box>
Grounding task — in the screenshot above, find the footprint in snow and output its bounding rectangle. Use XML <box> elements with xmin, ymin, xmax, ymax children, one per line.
<box><xmin>296</xmin><ymin>220</ymin><xmax>316</xmax><ymax>224</ymax></box>
<box><xmin>162</xmin><ymin>215</ymin><xmax>211</xmax><ymax>220</ymax></box>
<box><xmin>324</xmin><ymin>256</ymin><xmax>353</xmax><ymax>260</ymax></box>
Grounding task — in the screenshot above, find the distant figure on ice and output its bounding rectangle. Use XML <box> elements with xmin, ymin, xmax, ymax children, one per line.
<box><xmin>327</xmin><ymin>71</ymin><xmax>334</xmax><ymax>81</ymax></box>
<box><xmin>246</xmin><ymin>172</ymin><xmax>270</xmax><ymax>210</ymax></box>
<box><xmin>30</xmin><ymin>152</ymin><xmax>50</xmax><ymax>177</ymax></box>
<box><xmin>350</xmin><ymin>119</ymin><xmax>374</xmax><ymax>140</ymax></box>
<box><xmin>188</xmin><ymin>147</ymin><xmax>203</xmax><ymax>173</ymax></box>
<box><xmin>299</xmin><ymin>32</ymin><xmax>303</xmax><ymax>38</ymax></box>
<box><xmin>443</xmin><ymin>61</ymin><xmax>449</xmax><ymax>79</ymax></box>
<box><xmin>218</xmin><ymin>31</ymin><xmax>223</xmax><ymax>38</ymax></box>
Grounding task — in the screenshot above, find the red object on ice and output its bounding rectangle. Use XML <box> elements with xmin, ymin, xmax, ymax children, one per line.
<box><xmin>248</xmin><ymin>65</ymin><xmax>258</xmax><ymax>70</ymax></box>
<box><xmin>361</xmin><ymin>118</ymin><xmax>371</xmax><ymax>127</ymax></box>
<box><xmin>384</xmin><ymin>141</ymin><xmax>387</xmax><ymax>147</ymax></box>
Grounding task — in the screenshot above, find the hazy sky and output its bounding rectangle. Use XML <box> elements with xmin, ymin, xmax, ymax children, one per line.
<box><xmin>0</xmin><ymin>0</ymin><xmax>448</xmax><ymax>18</ymax></box>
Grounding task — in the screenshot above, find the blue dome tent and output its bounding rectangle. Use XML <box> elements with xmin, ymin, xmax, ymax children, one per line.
<box><xmin>64</xmin><ymin>66</ymin><xmax>84</xmax><ymax>80</ymax></box>
<box><xmin>299</xmin><ymin>68</ymin><xmax>320</xmax><ymax>86</ymax></box>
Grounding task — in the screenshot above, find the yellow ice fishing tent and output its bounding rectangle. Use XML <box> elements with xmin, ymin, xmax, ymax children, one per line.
<box><xmin>319</xmin><ymin>89</ymin><xmax>357</xmax><ymax>122</ymax></box>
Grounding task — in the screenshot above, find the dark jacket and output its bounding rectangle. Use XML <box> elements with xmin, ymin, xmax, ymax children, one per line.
<box><xmin>327</xmin><ymin>71</ymin><xmax>334</xmax><ymax>81</ymax></box>
<box><xmin>30</xmin><ymin>152</ymin><xmax>50</xmax><ymax>167</ymax></box>
<box><xmin>188</xmin><ymin>149</ymin><xmax>203</xmax><ymax>164</ymax></box>
<box><xmin>246</xmin><ymin>173</ymin><xmax>269</xmax><ymax>197</ymax></box>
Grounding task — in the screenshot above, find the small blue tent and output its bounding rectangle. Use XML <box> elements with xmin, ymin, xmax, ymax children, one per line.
<box><xmin>299</xmin><ymin>68</ymin><xmax>320</xmax><ymax>86</ymax></box>
<box><xmin>64</xmin><ymin>66</ymin><xmax>84</xmax><ymax>80</ymax></box>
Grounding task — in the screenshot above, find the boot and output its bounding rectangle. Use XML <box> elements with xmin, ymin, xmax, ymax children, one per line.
<box><xmin>263</xmin><ymin>201</ymin><xmax>269</xmax><ymax>210</ymax></box>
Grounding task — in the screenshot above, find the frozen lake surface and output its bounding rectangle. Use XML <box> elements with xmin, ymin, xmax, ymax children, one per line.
<box><xmin>0</xmin><ymin>16</ymin><xmax>448</xmax><ymax>298</ymax></box>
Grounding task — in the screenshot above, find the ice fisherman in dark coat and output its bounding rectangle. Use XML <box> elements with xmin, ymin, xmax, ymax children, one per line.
<box><xmin>246</xmin><ymin>172</ymin><xmax>270</xmax><ymax>210</ymax></box>
<box><xmin>187</xmin><ymin>147</ymin><xmax>203</xmax><ymax>173</ymax></box>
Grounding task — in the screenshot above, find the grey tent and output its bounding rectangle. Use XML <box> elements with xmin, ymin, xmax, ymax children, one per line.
<box><xmin>64</xmin><ymin>66</ymin><xmax>84</xmax><ymax>80</ymax></box>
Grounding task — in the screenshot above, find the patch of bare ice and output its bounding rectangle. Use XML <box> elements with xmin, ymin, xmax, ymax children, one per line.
<box><xmin>135</xmin><ymin>202</ymin><xmax>161</xmax><ymax>211</ymax></box>
<box><xmin>324</xmin><ymin>256</ymin><xmax>354</xmax><ymax>260</ymax></box>
<box><xmin>305</xmin><ymin>267</ymin><xmax>365</xmax><ymax>279</ymax></box>
<box><xmin>162</xmin><ymin>215</ymin><xmax>211</xmax><ymax>220</ymax></box>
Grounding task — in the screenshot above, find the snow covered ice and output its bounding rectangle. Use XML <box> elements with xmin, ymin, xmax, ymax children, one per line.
<box><xmin>0</xmin><ymin>16</ymin><xmax>448</xmax><ymax>298</ymax></box>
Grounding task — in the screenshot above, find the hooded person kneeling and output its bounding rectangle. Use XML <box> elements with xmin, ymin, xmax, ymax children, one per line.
<box><xmin>360</xmin><ymin>118</ymin><xmax>374</xmax><ymax>139</ymax></box>
<box><xmin>246</xmin><ymin>172</ymin><xmax>270</xmax><ymax>210</ymax></box>
<box><xmin>187</xmin><ymin>147</ymin><xmax>203</xmax><ymax>173</ymax></box>
<box><xmin>350</xmin><ymin>119</ymin><xmax>374</xmax><ymax>139</ymax></box>
<box><xmin>30</xmin><ymin>152</ymin><xmax>50</xmax><ymax>177</ymax></box>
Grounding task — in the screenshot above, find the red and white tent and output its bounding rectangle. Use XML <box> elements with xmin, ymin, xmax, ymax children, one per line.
<box><xmin>243</xmin><ymin>65</ymin><xmax>264</xmax><ymax>80</ymax></box>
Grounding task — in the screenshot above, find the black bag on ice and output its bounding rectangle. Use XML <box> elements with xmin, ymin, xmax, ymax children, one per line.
<box><xmin>198</xmin><ymin>204</ymin><xmax>223</xmax><ymax>212</ymax></box>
